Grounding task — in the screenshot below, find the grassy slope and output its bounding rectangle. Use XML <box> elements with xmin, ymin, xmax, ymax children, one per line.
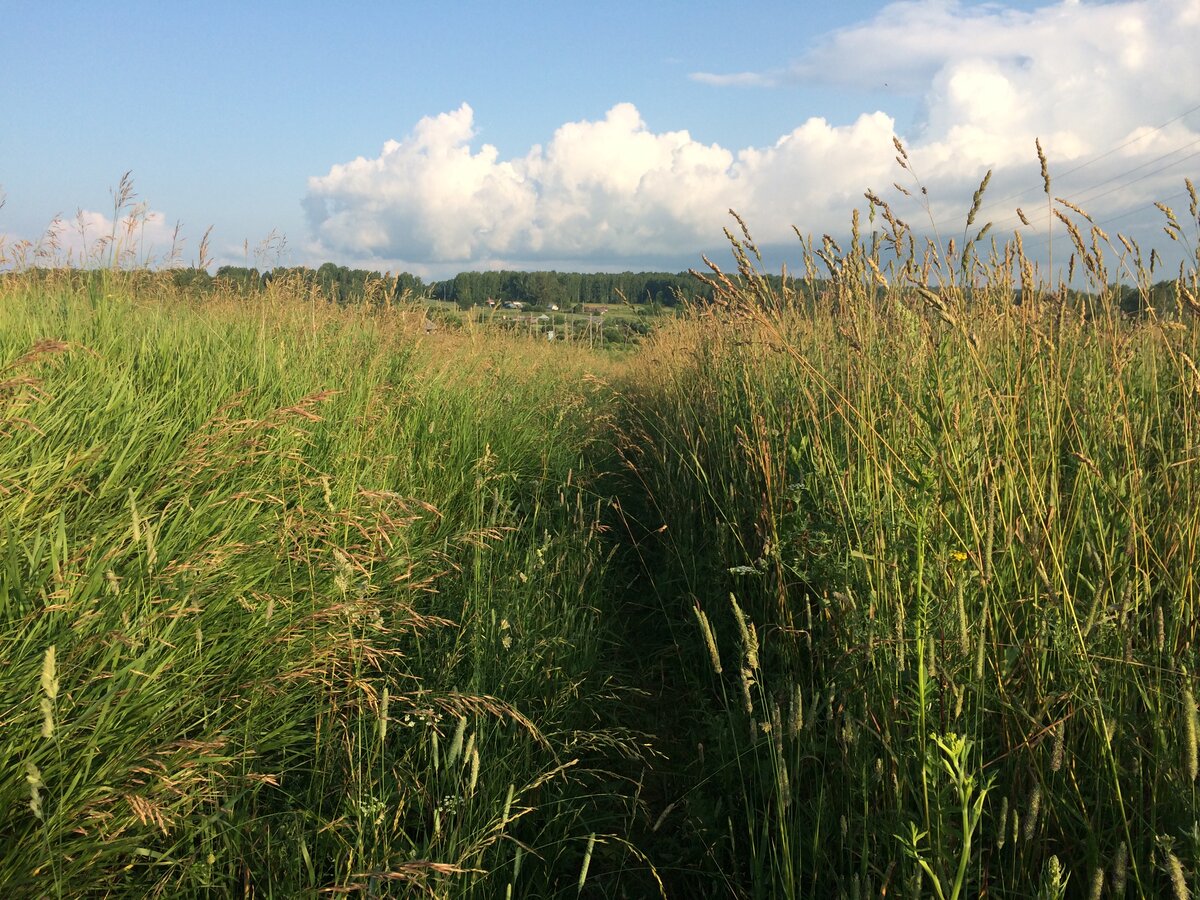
<box><xmin>5</xmin><ymin>222</ymin><xmax>1200</xmax><ymax>899</ymax></box>
<box><xmin>613</xmin><ymin>231</ymin><xmax>1200</xmax><ymax>897</ymax></box>
<box><xmin>0</xmin><ymin>274</ymin><xmax>648</xmax><ymax>897</ymax></box>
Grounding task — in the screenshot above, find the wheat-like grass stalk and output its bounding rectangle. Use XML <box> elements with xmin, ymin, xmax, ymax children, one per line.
<box><xmin>1112</xmin><ymin>841</ymin><xmax>1129</xmax><ymax>896</ymax></box>
<box><xmin>729</xmin><ymin>593</ymin><xmax>759</xmax><ymax>672</ymax></box>
<box><xmin>1167</xmin><ymin>849</ymin><xmax>1190</xmax><ymax>900</ymax></box>
<box><xmin>25</xmin><ymin>762</ymin><xmax>44</xmax><ymax>822</ymax></box>
<box><xmin>693</xmin><ymin>604</ymin><xmax>723</xmax><ymax>675</ymax></box>
<box><xmin>1182</xmin><ymin>670</ymin><xmax>1198</xmax><ymax>782</ymax></box>
<box><xmin>966</xmin><ymin>170</ymin><xmax>992</xmax><ymax>227</ymax></box>
<box><xmin>1023</xmin><ymin>782</ymin><xmax>1041</xmax><ymax>842</ymax></box>
<box><xmin>38</xmin><ymin>645</ymin><xmax>57</xmax><ymax>740</ymax></box>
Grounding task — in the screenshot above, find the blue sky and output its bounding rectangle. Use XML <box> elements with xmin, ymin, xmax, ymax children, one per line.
<box><xmin>3</xmin><ymin>0</ymin><xmax>1198</xmax><ymax>278</ymax></box>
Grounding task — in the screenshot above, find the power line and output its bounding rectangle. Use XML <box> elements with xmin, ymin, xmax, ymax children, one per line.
<box><xmin>973</xmin><ymin>187</ymin><xmax>1196</xmax><ymax>272</ymax></box>
<box><xmin>1046</xmin><ymin>100</ymin><xmax>1200</xmax><ymax>183</ymax></box>
<box><xmin>974</xmin><ymin>141</ymin><xmax>1200</xmax><ymax>238</ymax></box>
<box><xmin>1094</xmin><ymin>189</ymin><xmax>1192</xmax><ymax>229</ymax></box>
<box><xmin>962</xmin><ymin>100</ymin><xmax>1200</xmax><ymax>222</ymax></box>
<box><xmin>1057</xmin><ymin>145</ymin><xmax>1200</xmax><ymax>211</ymax></box>
<box><xmin>903</xmin><ymin>102</ymin><xmax>1200</xmax><ymax>237</ymax></box>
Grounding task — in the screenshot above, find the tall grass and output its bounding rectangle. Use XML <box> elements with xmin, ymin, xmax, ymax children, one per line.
<box><xmin>0</xmin><ymin>272</ymin><xmax>648</xmax><ymax>896</ymax></box>
<box><xmin>615</xmin><ymin>182</ymin><xmax>1200</xmax><ymax>897</ymax></box>
<box><xmin>6</xmin><ymin>166</ymin><xmax>1200</xmax><ymax>898</ymax></box>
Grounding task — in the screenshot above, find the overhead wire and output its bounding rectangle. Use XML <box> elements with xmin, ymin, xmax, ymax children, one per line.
<box><xmin>981</xmin><ymin>143</ymin><xmax>1200</xmax><ymax>243</ymax></box>
<box><xmin>896</xmin><ymin>101</ymin><xmax>1200</xmax><ymax>253</ymax></box>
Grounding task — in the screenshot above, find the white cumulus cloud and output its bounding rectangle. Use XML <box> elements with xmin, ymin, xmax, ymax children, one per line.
<box><xmin>304</xmin><ymin>103</ymin><xmax>899</xmax><ymax>267</ymax></box>
<box><xmin>305</xmin><ymin>102</ymin><xmax>742</xmax><ymax>266</ymax></box>
<box><xmin>306</xmin><ymin>0</ymin><xmax>1200</xmax><ymax>270</ymax></box>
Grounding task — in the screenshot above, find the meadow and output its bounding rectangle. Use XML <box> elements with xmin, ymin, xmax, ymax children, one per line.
<box><xmin>3</xmin><ymin>173</ymin><xmax>1200</xmax><ymax>898</ymax></box>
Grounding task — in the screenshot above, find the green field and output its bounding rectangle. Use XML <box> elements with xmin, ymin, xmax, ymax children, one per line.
<box><xmin>4</xmin><ymin>190</ymin><xmax>1200</xmax><ymax>897</ymax></box>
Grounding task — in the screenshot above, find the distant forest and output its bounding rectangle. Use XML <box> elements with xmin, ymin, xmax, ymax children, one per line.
<box><xmin>207</xmin><ymin>264</ymin><xmax>734</xmax><ymax>308</ymax></box>
<box><xmin>428</xmin><ymin>269</ymin><xmax>722</xmax><ymax>307</ymax></box>
<box><xmin>5</xmin><ymin>262</ymin><xmax>1179</xmax><ymax>318</ymax></box>
<box><xmin>1</xmin><ymin>262</ymin><xmax>797</xmax><ymax>309</ymax></box>
<box><xmin>205</xmin><ymin>264</ymin><xmax>1181</xmax><ymax>318</ymax></box>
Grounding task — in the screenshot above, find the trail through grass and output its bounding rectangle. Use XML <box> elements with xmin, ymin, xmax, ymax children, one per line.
<box><xmin>611</xmin><ymin>200</ymin><xmax>1200</xmax><ymax>897</ymax></box>
<box><xmin>5</xmin><ymin>173</ymin><xmax>1200</xmax><ymax>897</ymax></box>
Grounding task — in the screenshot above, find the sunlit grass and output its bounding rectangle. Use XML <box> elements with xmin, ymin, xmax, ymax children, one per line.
<box><xmin>614</xmin><ymin>176</ymin><xmax>1200</xmax><ymax>897</ymax></box>
<box><xmin>5</xmin><ymin>165</ymin><xmax>1200</xmax><ymax>897</ymax></box>
<box><xmin>0</xmin><ymin>271</ymin><xmax>646</xmax><ymax>896</ymax></box>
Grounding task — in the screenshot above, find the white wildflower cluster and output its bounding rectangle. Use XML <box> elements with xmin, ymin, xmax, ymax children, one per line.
<box><xmin>355</xmin><ymin>794</ymin><xmax>386</xmax><ymax>827</ymax></box>
<box><xmin>400</xmin><ymin>710</ymin><xmax>443</xmax><ymax>729</ymax></box>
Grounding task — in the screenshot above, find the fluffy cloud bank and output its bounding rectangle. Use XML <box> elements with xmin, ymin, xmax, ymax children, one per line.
<box><xmin>305</xmin><ymin>0</ymin><xmax>1200</xmax><ymax>268</ymax></box>
<box><xmin>303</xmin><ymin>103</ymin><xmax>896</xmax><ymax>267</ymax></box>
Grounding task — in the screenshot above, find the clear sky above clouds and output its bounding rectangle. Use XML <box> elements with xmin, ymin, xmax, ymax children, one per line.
<box><xmin>2</xmin><ymin>0</ymin><xmax>1198</xmax><ymax>277</ymax></box>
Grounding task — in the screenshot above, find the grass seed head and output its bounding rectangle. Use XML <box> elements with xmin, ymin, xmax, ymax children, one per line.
<box><xmin>996</xmin><ymin>795</ymin><xmax>1009</xmax><ymax>849</ymax></box>
<box><xmin>1112</xmin><ymin>841</ymin><xmax>1129</xmax><ymax>896</ymax></box>
<box><xmin>1024</xmin><ymin>781</ymin><xmax>1041</xmax><ymax>841</ymax></box>
<box><xmin>26</xmin><ymin>762</ymin><xmax>44</xmax><ymax>821</ymax></box>
<box><xmin>447</xmin><ymin>715</ymin><xmax>467</xmax><ymax>768</ymax></box>
<box><xmin>1036</xmin><ymin>138</ymin><xmax>1051</xmax><ymax>195</ymax></box>
<box><xmin>967</xmin><ymin>169</ymin><xmax>992</xmax><ymax>227</ymax></box>
<box><xmin>1167</xmin><ymin>849</ymin><xmax>1190</xmax><ymax>900</ymax></box>
<box><xmin>40</xmin><ymin>645</ymin><xmax>58</xmax><ymax>701</ymax></box>
<box><xmin>739</xmin><ymin>667</ymin><xmax>754</xmax><ymax>716</ymax></box>
<box><xmin>468</xmin><ymin>746</ymin><xmax>480</xmax><ymax>796</ymax></box>
<box><xmin>1050</xmin><ymin>722</ymin><xmax>1065</xmax><ymax>773</ymax></box>
<box><xmin>1182</xmin><ymin>673</ymin><xmax>1198</xmax><ymax>782</ymax></box>
<box><xmin>1042</xmin><ymin>856</ymin><xmax>1063</xmax><ymax>896</ymax></box>
<box><xmin>729</xmin><ymin>593</ymin><xmax>759</xmax><ymax>671</ymax></box>
<box><xmin>693</xmin><ymin>604</ymin><xmax>722</xmax><ymax>675</ymax></box>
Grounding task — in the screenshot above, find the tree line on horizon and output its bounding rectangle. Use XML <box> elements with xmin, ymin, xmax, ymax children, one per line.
<box><xmin>2</xmin><ymin>260</ymin><xmax>1179</xmax><ymax>318</ymax></box>
<box><xmin>206</xmin><ymin>264</ymin><xmax>734</xmax><ymax>309</ymax></box>
<box><xmin>206</xmin><ymin>264</ymin><xmax>771</xmax><ymax>309</ymax></box>
<box><xmin>0</xmin><ymin>262</ymin><xmax>787</xmax><ymax>310</ymax></box>
<box><xmin>428</xmin><ymin>269</ymin><xmax>721</xmax><ymax>308</ymax></box>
